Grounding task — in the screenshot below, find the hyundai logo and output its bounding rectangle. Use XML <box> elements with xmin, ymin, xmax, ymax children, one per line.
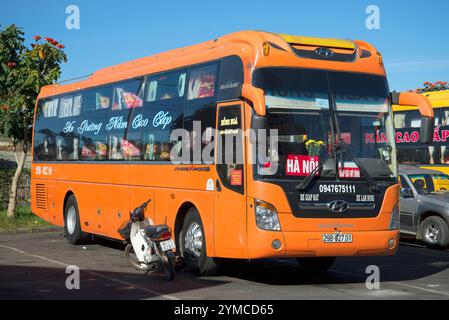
<box><xmin>315</xmin><ymin>47</ymin><xmax>335</xmax><ymax>57</ymax></box>
<box><xmin>328</xmin><ymin>200</ymin><xmax>349</xmax><ymax>213</ymax></box>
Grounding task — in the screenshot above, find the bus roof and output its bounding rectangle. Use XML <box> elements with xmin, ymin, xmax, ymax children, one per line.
<box><xmin>393</xmin><ymin>90</ymin><xmax>449</xmax><ymax>111</ymax></box>
<box><xmin>38</xmin><ymin>30</ymin><xmax>385</xmax><ymax>99</ymax></box>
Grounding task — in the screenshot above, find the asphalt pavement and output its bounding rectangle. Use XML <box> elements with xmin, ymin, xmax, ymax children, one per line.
<box><xmin>0</xmin><ymin>231</ymin><xmax>448</xmax><ymax>300</ymax></box>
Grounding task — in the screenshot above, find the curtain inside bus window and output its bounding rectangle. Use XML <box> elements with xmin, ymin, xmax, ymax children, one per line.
<box><xmin>42</xmin><ymin>98</ymin><xmax>59</xmax><ymax>118</ymax></box>
<box><xmin>146</xmin><ymin>70</ymin><xmax>186</xmax><ymax>104</ymax></box>
<box><xmin>112</xmin><ymin>78</ymin><xmax>143</xmax><ymax>110</ymax></box>
<box><xmin>187</xmin><ymin>64</ymin><xmax>217</xmax><ymax>100</ymax></box>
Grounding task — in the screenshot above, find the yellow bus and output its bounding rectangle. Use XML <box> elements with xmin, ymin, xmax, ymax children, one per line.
<box><xmin>393</xmin><ymin>90</ymin><xmax>449</xmax><ymax>176</ymax></box>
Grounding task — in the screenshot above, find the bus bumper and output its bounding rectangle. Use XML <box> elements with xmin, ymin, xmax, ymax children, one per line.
<box><xmin>246</xmin><ymin>229</ymin><xmax>399</xmax><ymax>259</ymax></box>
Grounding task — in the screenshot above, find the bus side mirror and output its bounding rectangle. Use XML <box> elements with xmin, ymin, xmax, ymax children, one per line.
<box><xmin>391</xmin><ymin>92</ymin><xmax>434</xmax><ymax>144</ymax></box>
<box><xmin>420</xmin><ymin>117</ymin><xmax>434</xmax><ymax>144</ymax></box>
<box><xmin>242</xmin><ymin>84</ymin><xmax>266</xmax><ymax>116</ymax></box>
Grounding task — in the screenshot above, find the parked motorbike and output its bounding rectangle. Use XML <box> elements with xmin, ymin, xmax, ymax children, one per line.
<box><xmin>118</xmin><ymin>198</ymin><xmax>176</xmax><ymax>280</ymax></box>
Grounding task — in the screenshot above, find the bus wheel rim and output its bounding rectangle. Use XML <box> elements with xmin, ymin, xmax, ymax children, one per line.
<box><xmin>185</xmin><ymin>222</ymin><xmax>202</xmax><ymax>259</ymax></box>
<box><xmin>425</xmin><ymin>224</ymin><xmax>440</xmax><ymax>243</ymax></box>
<box><xmin>67</xmin><ymin>206</ymin><xmax>77</xmax><ymax>235</ymax></box>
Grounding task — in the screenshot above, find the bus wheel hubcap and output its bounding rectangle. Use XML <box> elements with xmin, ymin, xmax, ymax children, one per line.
<box><xmin>185</xmin><ymin>222</ymin><xmax>202</xmax><ymax>259</ymax></box>
<box><xmin>67</xmin><ymin>206</ymin><xmax>76</xmax><ymax>235</ymax></box>
<box><xmin>425</xmin><ymin>224</ymin><xmax>440</xmax><ymax>243</ymax></box>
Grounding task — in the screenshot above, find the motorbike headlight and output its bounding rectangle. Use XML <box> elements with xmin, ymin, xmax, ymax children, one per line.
<box><xmin>389</xmin><ymin>203</ymin><xmax>400</xmax><ymax>230</ymax></box>
<box><xmin>254</xmin><ymin>199</ymin><xmax>281</xmax><ymax>231</ymax></box>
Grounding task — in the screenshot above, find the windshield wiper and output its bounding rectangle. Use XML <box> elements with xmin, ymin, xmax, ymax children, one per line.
<box><xmin>336</xmin><ymin>141</ymin><xmax>379</xmax><ymax>193</ymax></box>
<box><xmin>296</xmin><ymin>150</ymin><xmax>329</xmax><ymax>191</ymax></box>
<box><xmin>296</xmin><ymin>160</ymin><xmax>323</xmax><ymax>191</ymax></box>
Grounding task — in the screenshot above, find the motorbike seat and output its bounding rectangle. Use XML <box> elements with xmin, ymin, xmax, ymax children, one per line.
<box><xmin>144</xmin><ymin>224</ymin><xmax>170</xmax><ymax>239</ymax></box>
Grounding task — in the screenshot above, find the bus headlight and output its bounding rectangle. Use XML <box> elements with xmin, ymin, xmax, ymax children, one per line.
<box><xmin>255</xmin><ymin>199</ymin><xmax>281</xmax><ymax>231</ymax></box>
<box><xmin>389</xmin><ymin>203</ymin><xmax>400</xmax><ymax>230</ymax></box>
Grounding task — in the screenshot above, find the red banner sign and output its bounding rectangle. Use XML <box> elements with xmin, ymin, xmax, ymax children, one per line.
<box><xmin>286</xmin><ymin>155</ymin><xmax>319</xmax><ymax>176</ymax></box>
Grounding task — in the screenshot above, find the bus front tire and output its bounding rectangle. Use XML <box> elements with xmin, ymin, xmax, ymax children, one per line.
<box><xmin>180</xmin><ymin>208</ymin><xmax>218</xmax><ymax>276</ymax></box>
<box><xmin>64</xmin><ymin>195</ymin><xmax>88</xmax><ymax>245</ymax></box>
<box><xmin>421</xmin><ymin>216</ymin><xmax>449</xmax><ymax>249</ymax></box>
<box><xmin>297</xmin><ymin>257</ymin><xmax>336</xmax><ymax>273</ymax></box>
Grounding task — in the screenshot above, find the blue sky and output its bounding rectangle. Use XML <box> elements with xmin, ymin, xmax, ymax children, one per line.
<box><xmin>1</xmin><ymin>0</ymin><xmax>448</xmax><ymax>91</ymax></box>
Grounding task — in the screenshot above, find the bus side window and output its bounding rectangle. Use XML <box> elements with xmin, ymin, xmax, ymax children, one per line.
<box><xmin>142</xmin><ymin>69</ymin><xmax>186</xmax><ymax>161</ymax></box>
<box><xmin>57</xmin><ymin>94</ymin><xmax>82</xmax><ymax>118</ymax></box>
<box><xmin>184</xmin><ymin>62</ymin><xmax>218</xmax><ymax>164</ymax></box>
<box><xmin>42</xmin><ymin>97</ymin><xmax>59</xmax><ymax>118</ymax></box>
<box><xmin>112</xmin><ymin>78</ymin><xmax>143</xmax><ymax>111</ymax></box>
<box><xmin>146</xmin><ymin>69</ymin><xmax>186</xmax><ymax>104</ymax></box>
<box><xmin>34</xmin><ymin>99</ymin><xmax>57</xmax><ymax>161</ymax></box>
<box><xmin>187</xmin><ymin>64</ymin><xmax>217</xmax><ymax>101</ymax></box>
<box><xmin>109</xmin><ymin>78</ymin><xmax>145</xmax><ymax>161</ymax></box>
<box><xmin>78</xmin><ymin>85</ymin><xmax>113</xmax><ymax>161</ymax></box>
<box><xmin>82</xmin><ymin>85</ymin><xmax>113</xmax><ymax>113</ymax></box>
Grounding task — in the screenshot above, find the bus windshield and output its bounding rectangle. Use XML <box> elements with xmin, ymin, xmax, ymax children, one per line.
<box><xmin>253</xmin><ymin>68</ymin><xmax>397</xmax><ymax>180</ymax></box>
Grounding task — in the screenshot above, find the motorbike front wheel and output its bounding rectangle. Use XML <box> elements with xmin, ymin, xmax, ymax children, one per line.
<box><xmin>161</xmin><ymin>251</ymin><xmax>175</xmax><ymax>281</ymax></box>
<box><xmin>124</xmin><ymin>244</ymin><xmax>149</xmax><ymax>271</ymax></box>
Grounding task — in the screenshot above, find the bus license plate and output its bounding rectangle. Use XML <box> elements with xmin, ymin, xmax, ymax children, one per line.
<box><xmin>160</xmin><ymin>239</ymin><xmax>175</xmax><ymax>251</ymax></box>
<box><xmin>322</xmin><ymin>233</ymin><xmax>353</xmax><ymax>243</ymax></box>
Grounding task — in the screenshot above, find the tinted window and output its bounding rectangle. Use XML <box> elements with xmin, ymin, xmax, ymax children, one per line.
<box><xmin>218</xmin><ymin>56</ymin><xmax>243</xmax><ymax>101</ymax></box>
<box><xmin>216</xmin><ymin>106</ymin><xmax>244</xmax><ymax>193</ymax></box>
<box><xmin>42</xmin><ymin>98</ymin><xmax>59</xmax><ymax>118</ymax></box>
<box><xmin>187</xmin><ymin>64</ymin><xmax>217</xmax><ymax>100</ymax></box>
<box><xmin>146</xmin><ymin>69</ymin><xmax>186</xmax><ymax>104</ymax></box>
<box><xmin>395</xmin><ymin>109</ymin><xmax>446</xmax><ymax>165</ymax></box>
<box><xmin>77</xmin><ymin>85</ymin><xmax>113</xmax><ymax>160</ymax></box>
<box><xmin>83</xmin><ymin>85</ymin><xmax>113</xmax><ymax>112</ymax></box>
<box><xmin>58</xmin><ymin>94</ymin><xmax>82</xmax><ymax>118</ymax></box>
<box><xmin>112</xmin><ymin>78</ymin><xmax>143</xmax><ymax>111</ymax></box>
<box><xmin>34</xmin><ymin>99</ymin><xmax>57</xmax><ymax>161</ymax></box>
<box><xmin>138</xmin><ymin>69</ymin><xmax>187</xmax><ymax>161</ymax></box>
<box><xmin>184</xmin><ymin>62</ymin><xmax>219</xmax><ymax>163</ymax></box>
<box><xmin>107</xmin><ymin>79</ymin><xmax>144</xmax><ymax>161</ymax></box>
<box><xmin>33</xmin><ymin>60</ymin><xmax>223</xmax><ymax>164</ymax></box>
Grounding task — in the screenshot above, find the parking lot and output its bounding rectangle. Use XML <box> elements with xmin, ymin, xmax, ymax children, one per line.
<box><xmin>0</xmin><ymin>230</ymin><xmax>448</xmax><ymax>300</ymax></box>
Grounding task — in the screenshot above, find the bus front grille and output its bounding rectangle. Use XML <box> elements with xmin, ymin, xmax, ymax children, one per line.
<box><xmin>35</xmin><ymin>184</ymin><xmax>47</xmax><ymax>211</ymax></box>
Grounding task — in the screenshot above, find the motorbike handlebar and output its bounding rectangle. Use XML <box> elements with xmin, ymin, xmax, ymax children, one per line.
<box><xmin>130</xmin><ymin>198</ymin><xmax>152</xmax><ymax>222</ymax></box>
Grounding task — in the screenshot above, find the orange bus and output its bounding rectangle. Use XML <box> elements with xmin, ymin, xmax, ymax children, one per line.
<box><xmin>31</xmin><ymin>31</ymin><xmax>433</xmax><ymax>275</ymax></box>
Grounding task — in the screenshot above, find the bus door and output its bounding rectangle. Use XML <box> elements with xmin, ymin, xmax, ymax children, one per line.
<box><xmin>214</xmin><ymin>102</ymin><xmax>247</xmax><ymax>257</ymax></box>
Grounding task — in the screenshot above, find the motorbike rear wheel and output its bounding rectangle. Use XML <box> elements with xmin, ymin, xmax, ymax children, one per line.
<box><xmin>124</xmin><ymin>244</ymin><xmax>149</xmax><ymax>271</ymax></box>
<box><xmin>160</xmin><ymin>251</ymin><xmax>175</xmax><ymax>281</ymax></box>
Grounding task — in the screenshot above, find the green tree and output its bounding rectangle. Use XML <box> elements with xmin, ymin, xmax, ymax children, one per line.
<box><xmin>0</xmin><ymin>24</ymin><xmax>67</xmax><ymax>218</ymax></box>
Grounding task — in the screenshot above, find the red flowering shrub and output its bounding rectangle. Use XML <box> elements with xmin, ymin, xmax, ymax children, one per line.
<box><xmin>412</xmin><ymin>81</ymin><xmax>449</xmax><ymax>93</ymax></box>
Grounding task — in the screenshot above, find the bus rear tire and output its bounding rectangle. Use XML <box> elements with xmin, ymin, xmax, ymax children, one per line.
<box><xmin>297</xmin><ymin>257</ymin><xmax>336</xmax><ymax>273</ymax></box>
<box><xmin>64</xmin><ymin>195</ymin><xmax>88</xmax><ymax>245</ymax></box>
<box><xmin>180</xmin><ymin>208</ymin><xmax>218</xmax><ymax>276</ymax></box>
